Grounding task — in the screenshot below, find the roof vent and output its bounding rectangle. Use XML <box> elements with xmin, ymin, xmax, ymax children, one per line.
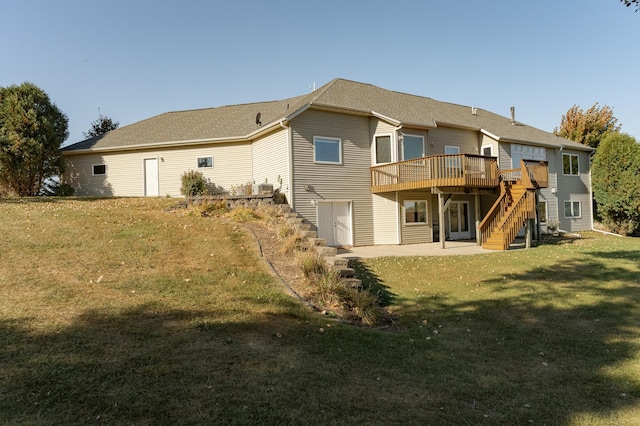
<box><xmin>255</xmin><ymin>112</ymin><xmax>262</xmax><ymax>126</ymax></box>
<box><xmin>510</xmin><ymin>106</ymin><xmax>516</xmax><ymax>125</ymax></box>
<box><xmin>471</xmin><ymin>107</ymin><xmax>478</xmax><ymax>115</ymax></box>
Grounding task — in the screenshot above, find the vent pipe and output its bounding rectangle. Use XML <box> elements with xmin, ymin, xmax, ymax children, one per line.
<box><xmin>510</xmin><ymin>106</ymin><xmax>516</xmax><ymax>125</ymax></box>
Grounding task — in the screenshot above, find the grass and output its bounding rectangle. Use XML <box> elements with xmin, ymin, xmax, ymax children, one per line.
<box><xmin>1</xmin><ymin>198</ymin><xmax>640</xmax><ymax>425</ymax></box>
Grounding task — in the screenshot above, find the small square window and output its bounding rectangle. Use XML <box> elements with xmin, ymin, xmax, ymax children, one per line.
<box><xmin>404</xmin><ymin>200</ymin><xmax>427</xmax><ymax>224</ymax></box>
<box><xmin>92</xmin><ymin>164</ymin><xmax>106</xmax><ymax>175</ymax></box>
<box><xmin>564</xmin><ymin>201</ymin><xmax>581</xmax><ymax>218</ymax></box>
<box><xmin>314</xmin><ymin>136</ymin><xmax>342</xmax><ymax>164</ymax></box>
<box><xmin>198</xmin><ymin>157</ymin><xmax>213</xmax><ymax>168</ymax></box>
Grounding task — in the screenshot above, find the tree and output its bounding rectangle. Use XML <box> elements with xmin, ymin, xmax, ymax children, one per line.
<box><xmin>592</xmin><ymin>132</ymin><xmax>640</xmax><ymax>235</ymax></box>
<box><xmin>621</xmin><ymin>0</ymin><xmax>639</xmax><ymax>11</ymax></box>
<box><xmin>553</xmin><ymin>103</ymin><xmax>620</xmax><ymax>149</ymax></box>
<box><xmin>83</xmin><ymin>114</ymin><xmax>119</xmax><ymax>138</ymax></box>
<box><xmin>0</xmin><ymin>82</ymin><xmax>68</xmax><ymax>196</ymax></box>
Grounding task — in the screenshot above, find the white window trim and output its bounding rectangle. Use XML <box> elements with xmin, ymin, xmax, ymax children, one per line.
<box><xmin>562</xmin><ymin>153</ymin><xmax>580</xmax><ymax>176</ymax></box>
<box><xmin>373</xmin><ymin>133</ymin><xmax>394</xmax><ymax>165</ymax></box>
<box><xmin>445</xmin><ymin>145</ymin><xmax>460</xmax><ymax>155</ymax></box>
<box><xmin>563</xmin><ymin>200</ymin><xmax>582</xmax><ymax>219</ymax></box>
<box><xmin>313</xmin><ymin>136</ymin><xmax>342</xmax><ymax>165</ymax></box>
<box><xmin>481</xmin><ymin>144</ymin><xmax>494</xmax><ymax>157</ymax></box>
<box><xmin>197</xmin><ymin>156</ymin><xmax>213</xmax><ymax>168</ymax></box>
<box><xmin>403</xmin><ymin>199</ymin><xmax>428</xmax><ymax>226</ymax></box>
<box><xmin>92</xmin><ymin>164</ymin><xmax>106</xmax><ymax>176</ymax></box>
<box><xmin>401</xmin><ymin>133</ymin><xmax>425</xmax><ymax>161</ymax></box>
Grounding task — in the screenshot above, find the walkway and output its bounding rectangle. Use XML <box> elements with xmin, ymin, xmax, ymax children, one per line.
<box><xmin>336</xmin><ymin>240</ymin><xmax>524</xmax><ymax>259</ymax></box>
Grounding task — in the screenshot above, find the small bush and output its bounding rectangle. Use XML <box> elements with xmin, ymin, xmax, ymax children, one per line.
<box><xmin>180</xmin><ymin>170</ymin><xmax>207</xmax><ymax>196</ymax></box>
<box><xmin>298</xmin><ymin>251</ymin><xmax>327</xmax><ymax>279</ymax></box>
<box><xmin>227</xmin><ymin>207</ymin><xmax>260</xmax><ymax>222</ymax></box>
<box><xmin>337</xmin><ymin>286</ymin><xmax>382</xmax><ymax>326</ymax></box>
<box><xmin>197</xmin><ymin>200</ymin><xmax>229</xmax><ymax>217</ymax></box>
<box><xmin>312</xmin><ymin>270</ymin><xmax>342</xmax><ymax>306</ymax></box>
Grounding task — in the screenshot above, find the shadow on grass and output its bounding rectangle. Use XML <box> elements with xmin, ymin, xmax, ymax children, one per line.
<box><xmin>348</xmin><ymin>259</ymin><xmax>395</xmax><ymax>306</ymax></box>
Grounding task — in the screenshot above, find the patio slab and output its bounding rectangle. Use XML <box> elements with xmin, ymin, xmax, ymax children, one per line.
<box><xmin>336</xmin><ymin>240</ymin><xmax>519</xmax><ymax>259</ymax></box>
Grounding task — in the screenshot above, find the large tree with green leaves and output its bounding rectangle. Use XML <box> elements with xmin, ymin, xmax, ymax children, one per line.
<box><xmin>553</xmin><ymin>103</ymin><xmax>620</xmax><ymax>149</ymax></box>
<box><xmin>0</xmin><ymin>82</ymin><xmax>68</xmax><ymax>196</ymax></box>
<box><xmin>592</xmin><ymin>132</ymin><xmax>640</xmax><ymax>235</ymax></box>
<box><xmin>83</xmin><ymin>114</ymin><xmax>119</xmax><ymax>138</ymax></box>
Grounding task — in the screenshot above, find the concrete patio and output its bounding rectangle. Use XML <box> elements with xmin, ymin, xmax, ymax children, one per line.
<box><xmin>336</xmin><ymin>240</ymin><xmax>525</xmax><ymax>259</ymax></box>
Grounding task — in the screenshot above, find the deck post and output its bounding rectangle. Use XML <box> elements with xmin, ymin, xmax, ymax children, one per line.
<box><xmin>438</xmin><ymin>193</ymin><xmax>446</xmax><ymax>249</ymax></box>
<box><xmin>525</xmin><ymin>219</ymin><xmax>533</xmax><ymax>249</ymax></box>
<box><xmin>475</xmin><ymin>193</ymin><xmax>481</xmax><ymax>246</ymax></box>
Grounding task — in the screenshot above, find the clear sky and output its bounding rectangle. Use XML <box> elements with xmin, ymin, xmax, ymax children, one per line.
<box><xmin>1</xmin><ymin>0</ymin><xmax>638</xmax><ymax>145</ymax></box>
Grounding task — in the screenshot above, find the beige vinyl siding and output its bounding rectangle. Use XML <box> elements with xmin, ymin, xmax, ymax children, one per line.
<box><xmin>480</xmin><ymin>134</ymin><xmax>499</xmax><ymax>159</ymax></box>
<box><xmin>399</xmin><ymin>190</ymin><xmax>432</xmax><ymax>244</ymax></box>
<box><xmin>370</xmin><ymin>119</ymin><xmax>398</xmax><ymax>163</ymax></box>
<box><xmin>372</xmin><ymin>192</ymin><xmax>399</xmax><ymax>245</ymax></box>
<box><xmin>555</xmin><ymin>149</ymin><xmax>591</xmax><ymax>231</ymax></box>
<box><xmin>64</xmin><ymin>142</ymin><xmax>253</xmax><ymax>197</ymax></box>
<box><xmin>252</xmin><ymin>128</ymin><xmax>290</xmax><ymax>199</ymax></box>
<box><xmin>498</xmin><ymin>142</ymin><xmax>512</xmax><ymax>170</ymax></box>
<box><xmin>291</xmin><ymin>109</ymin><xmax>374</xmax><ymax>246</ymax></box>
<box><xmin>429</xmin><ymin>126</ymin><xmax>479</xmax><ymax>155</ymax></box>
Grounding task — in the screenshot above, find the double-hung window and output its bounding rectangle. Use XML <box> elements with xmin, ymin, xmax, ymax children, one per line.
<box><xmin>314</xmin><ymin>136</ymin><xmax>342</xmax><ymax>164</ymax></box>
<box><xmin>564</xmin><ymin>201</ymin><xmax>581</xmax><ymax>218</ymax></box>
<box><xmin>563</xmin><ymin>154</ymin><xmax>579</xmax><ymax>175</ymax></box>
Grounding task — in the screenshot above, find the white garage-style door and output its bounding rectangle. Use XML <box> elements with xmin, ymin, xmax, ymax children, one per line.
<box><xmin>317</xmin><ymin>201</ymin><xmax>353</xmax><ymax>247</ymax></box>
<box><xmin>144</xmin><ymin>158</ymin><xmax>159</xmax><ymax>196</ymax></box>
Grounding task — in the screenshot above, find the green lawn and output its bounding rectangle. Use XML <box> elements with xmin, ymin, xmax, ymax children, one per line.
<box><xmin>1</xmin><ymin>198</ymin><xmax>639</xmax><ymax>425</ymax></box>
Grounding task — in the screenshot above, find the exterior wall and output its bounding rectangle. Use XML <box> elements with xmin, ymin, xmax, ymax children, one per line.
<box><xmin>538</xmin><ymin>148</ymin><xmax>559</xmax><ymax>231</ymax></box>
<box><xmin>429</xmin><ymin>126</ymin><xmax>479</xmax><ymax>155</ymax></box>
<box><xmin>252</xmin><ymin>128</ymin><xmax>290</xmax><ymax>199</ymax></box>
<box><xmin>370</xmin><ymin>119</ymin><xmax>399</xmax><ymax>164</ymax></box>
<box><xmin>480</xmin><ymin>134</ymin><xmax>499</xmax><ymax>159</ymax></box>
<box><xmin>290</xmin><ymin>109</ymin><xmax>374</xmax><ymax>246</ymax></box>
<box><xmin>64</xmin><ymin>142</ymin><xmax>253</xmax><ymax>197</ymax></box>
<box><xmin>372</xmin><ymin>192</ymin><xmax>399</xmax><ymax>245</ymax></box>
<box><xmin>399</xmin><ymin>190</ymin><xmax>433</xmax><ymax>244</ymax></box>
<box><xmin>498</xmin><ymin>142</ymin><xmax>512</xmax><ymax>170</ymax></box>
<box><xmin>430</xmin><ymin>194</ymin><xmax>478</xmax><ymax>240</ymax></box>
<box><xmin>555</xmin><ymin>148</ymin><xmax>592</xmax><ymax>231</ymax></box>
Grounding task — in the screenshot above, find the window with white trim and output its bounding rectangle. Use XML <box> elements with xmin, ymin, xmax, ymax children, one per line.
<box><xmin>563</xmin><ymin>154</ymin><xmax>579</xmax><ymax>175</ymax></box>
<box><xmin>402</xmin><ymin>134</ymin><xmax>424</xmax><ymax>160</ymax></box>
<box><xmin>564</xmin><ymin>201</ymin><xmax>581</xmax><ymax>218</ymax></box>
<box><xmin>197</xmin><ymin>157</ymin><xmax>213</xmax><ymax>168</ymax></box>
<box><xmin>481</xmin><ymin>145</ymin><xmax>493</xmax><ymax>157</ymax></box>
<box><xmin>314</xmin><ymin>136</ymin><xmax>342</xmax><ymax>164</ymax></box>
<box><xmin>404</xmin><ymin>200</ymin><xmax>427</xmax><ymax>224</ymax></box>
<box><xmin>375</xmin><ymin>135</ymin><xmax>392</xmax><ymax>164</ymax></box>
<box><xmin>92</xmin><ymin>164</ymin><xmax>106</xmax><ymax>175</ymax></box>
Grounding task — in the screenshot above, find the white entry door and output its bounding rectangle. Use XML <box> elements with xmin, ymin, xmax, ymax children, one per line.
<box><xmin>144</xmin><ymin>158</ymin><xmax>159</xmax><ymax>196</ymax></box>
<box><xmin>317</xmin><ymin>201</ymin><xmax>352</xmax><ymax>247</ymax></box>
<box><xmin>448</xmin><ymin>201</ymin><xmax>470</xmax><ymax>240</ymax></box>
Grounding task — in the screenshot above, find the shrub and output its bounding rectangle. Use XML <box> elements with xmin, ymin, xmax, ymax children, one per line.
<box><xmin>180</xmin><ymin>170</ymin><xmax>207</xmax><ymax>197</ymax></box>
<box><xmin>197</xmin><ymin>200</ymin><xmax>229</xmax><ymax>217</ymax></box>
<box><xmin>298</xmin><ymin>251</ymin><xmax>327</xmax><ymax>279</ymax></box>
<box><xmin>227</xmin><ymin>207</ymin><xmax>259</xmax><ymax>222</ymax></box>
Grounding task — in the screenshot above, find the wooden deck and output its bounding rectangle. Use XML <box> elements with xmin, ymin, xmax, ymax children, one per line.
<box><xmin>371</xmin><ymin>154</ymin><xmax>499</xmax><ymax>193</ymax></box>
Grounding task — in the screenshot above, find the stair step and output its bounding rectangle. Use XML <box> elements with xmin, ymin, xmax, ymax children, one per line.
<box><xmin>325</xmin><ymin>256</ymin><xmax>349</xmax><ymax>267</ymax></box>
<box><xmin>343</xmin><ymin>278</ymin><xmax>362</xmax><ymax>289</ymax></box>
<box><xmin>300</xmin><ymin>230</ymin><xmax>317</xmax><ymax>239</ymax></box>
<box><xmin>296</xmin><ymin>223</ymin><xmax>311</xmax><ymax>231</ymax></box>
<box><xmin>316</xmin><ymin>246</ymin><xmax>338</xmax><ymax>257</ymax></box>
<box><xmin>334</xmin><ymin>267</ymin><xmax>355</xmax><ymax>278</ymax></box>
<box><xmin>308</xmin><ymin>237</ymin><xmax>327</xmax><ymax>247</ymax></box>
<box><xmin>284</xmin><ymin>212</ymin><xmax>299</xmax><ymax>219</ymax></box>
<box><xmin>286</xmin><ymin>217</ymin><xmax>304</xmax><ymax>225</ymax></box>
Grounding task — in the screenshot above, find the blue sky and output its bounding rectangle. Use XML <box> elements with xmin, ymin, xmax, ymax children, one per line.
<box><xmin>2</xmin><ymin>0</ymin><xmax>638</xmax><ymax>145</ymax></box>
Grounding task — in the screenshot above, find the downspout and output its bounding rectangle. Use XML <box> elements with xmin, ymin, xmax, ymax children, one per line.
<box><xmin>280</xmin><ymin>120</ymin><xmax>294</xmax><ymax>209</ymax></box>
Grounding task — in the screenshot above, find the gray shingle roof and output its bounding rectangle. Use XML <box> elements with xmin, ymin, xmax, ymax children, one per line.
<box><xmin>62</xmin><ymin>78</ymin><xmax>591</xmax><ymax>153</ymax></box>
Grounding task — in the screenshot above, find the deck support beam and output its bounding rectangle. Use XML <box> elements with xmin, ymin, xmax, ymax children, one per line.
<box><xmin>525</xmin><ymin>219</ymin><xmax>533</xmax><ymax>249</ymax></box>
<box><xmin>438</xmin><ymin>193</ymin><xmax>446</xmax><ymax>249</ymax></box>
<box><xmin>475</xmin><ymin>194</ymin><xmax>481</xmax><ymax>246</ymax></box>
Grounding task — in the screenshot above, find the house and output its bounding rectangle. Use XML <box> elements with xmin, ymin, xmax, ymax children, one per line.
<box><xmin>61</xmin><ymin>78</ymin><xmax>594</xmax><ymax>250</ymax></box>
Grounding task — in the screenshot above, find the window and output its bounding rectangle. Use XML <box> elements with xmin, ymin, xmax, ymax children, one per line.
<box><xmin>402</xmin><ymin>134</ymin><xmax>424</xmax><ymax>160</ymax></box>
<box><xmin>92</xmin><ymin>164</ymin><xmax>106</xmax><ymax>175</ymax></box>
<box><xmin>538</xmin><ymin>201</ymin><xmax>547</xmax><ymax>223</ymax></box>
<box><xmin>404</xmin><ymin>200</ymin><xmax>427</xmax><ymax>224</ymax></box>
<box><xmin>314</xmin><ymin>136</ymin><xmax>342</xmax><ymax>164</ymax></box>
<box><xmin>375</xmin><ymin>135</ymin><xmax>392</xmax><ymax>164</ymax></box>
<box><xmin>563</xmin><ymin>154</ymin><xmax>579</xmax><ymax>175</ymax></box>
<box><xmin>445</xmin><ymin>146</ymin><xmax>460</xmax><ymax>155</ymax></box>
<box><xmin>564</xmin><ymin>201</ymin><xmax>581</xmax><ymax>218</ymax></box>
<box><xmin>482</xmin><ymin>145</ymin><xmax>493</xmax><ymax>157</ymax></box>
<box><xmin>197</xmin><ymin>157</ymin><xmax>213</xmax><ymax>168</ymax></box>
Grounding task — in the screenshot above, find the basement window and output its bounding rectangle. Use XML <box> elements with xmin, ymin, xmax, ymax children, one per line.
<box><xmin>197</xmin><ymin>157</ymin><xmax>213</xmax><ymax>168</ymax></box>
<box><xmin>404</xmin><ymin>200</ymin><xmax>427</xmax><ymax>224</ymax></box>
<box><xmin>564</xmin><ymin>201</ymin><xmax>581</xmax><ymax>218</ymax></box>
<box><xmin>92</xmin><ymin>164</ymin><xmax>106</xmax><ymax>176</ymax></box>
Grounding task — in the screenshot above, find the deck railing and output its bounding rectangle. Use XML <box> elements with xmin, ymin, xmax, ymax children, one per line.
<box><xmin>371</xmin><ymin>154</ymin><xmax>499</xmax><ymax>193</ymax></box>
